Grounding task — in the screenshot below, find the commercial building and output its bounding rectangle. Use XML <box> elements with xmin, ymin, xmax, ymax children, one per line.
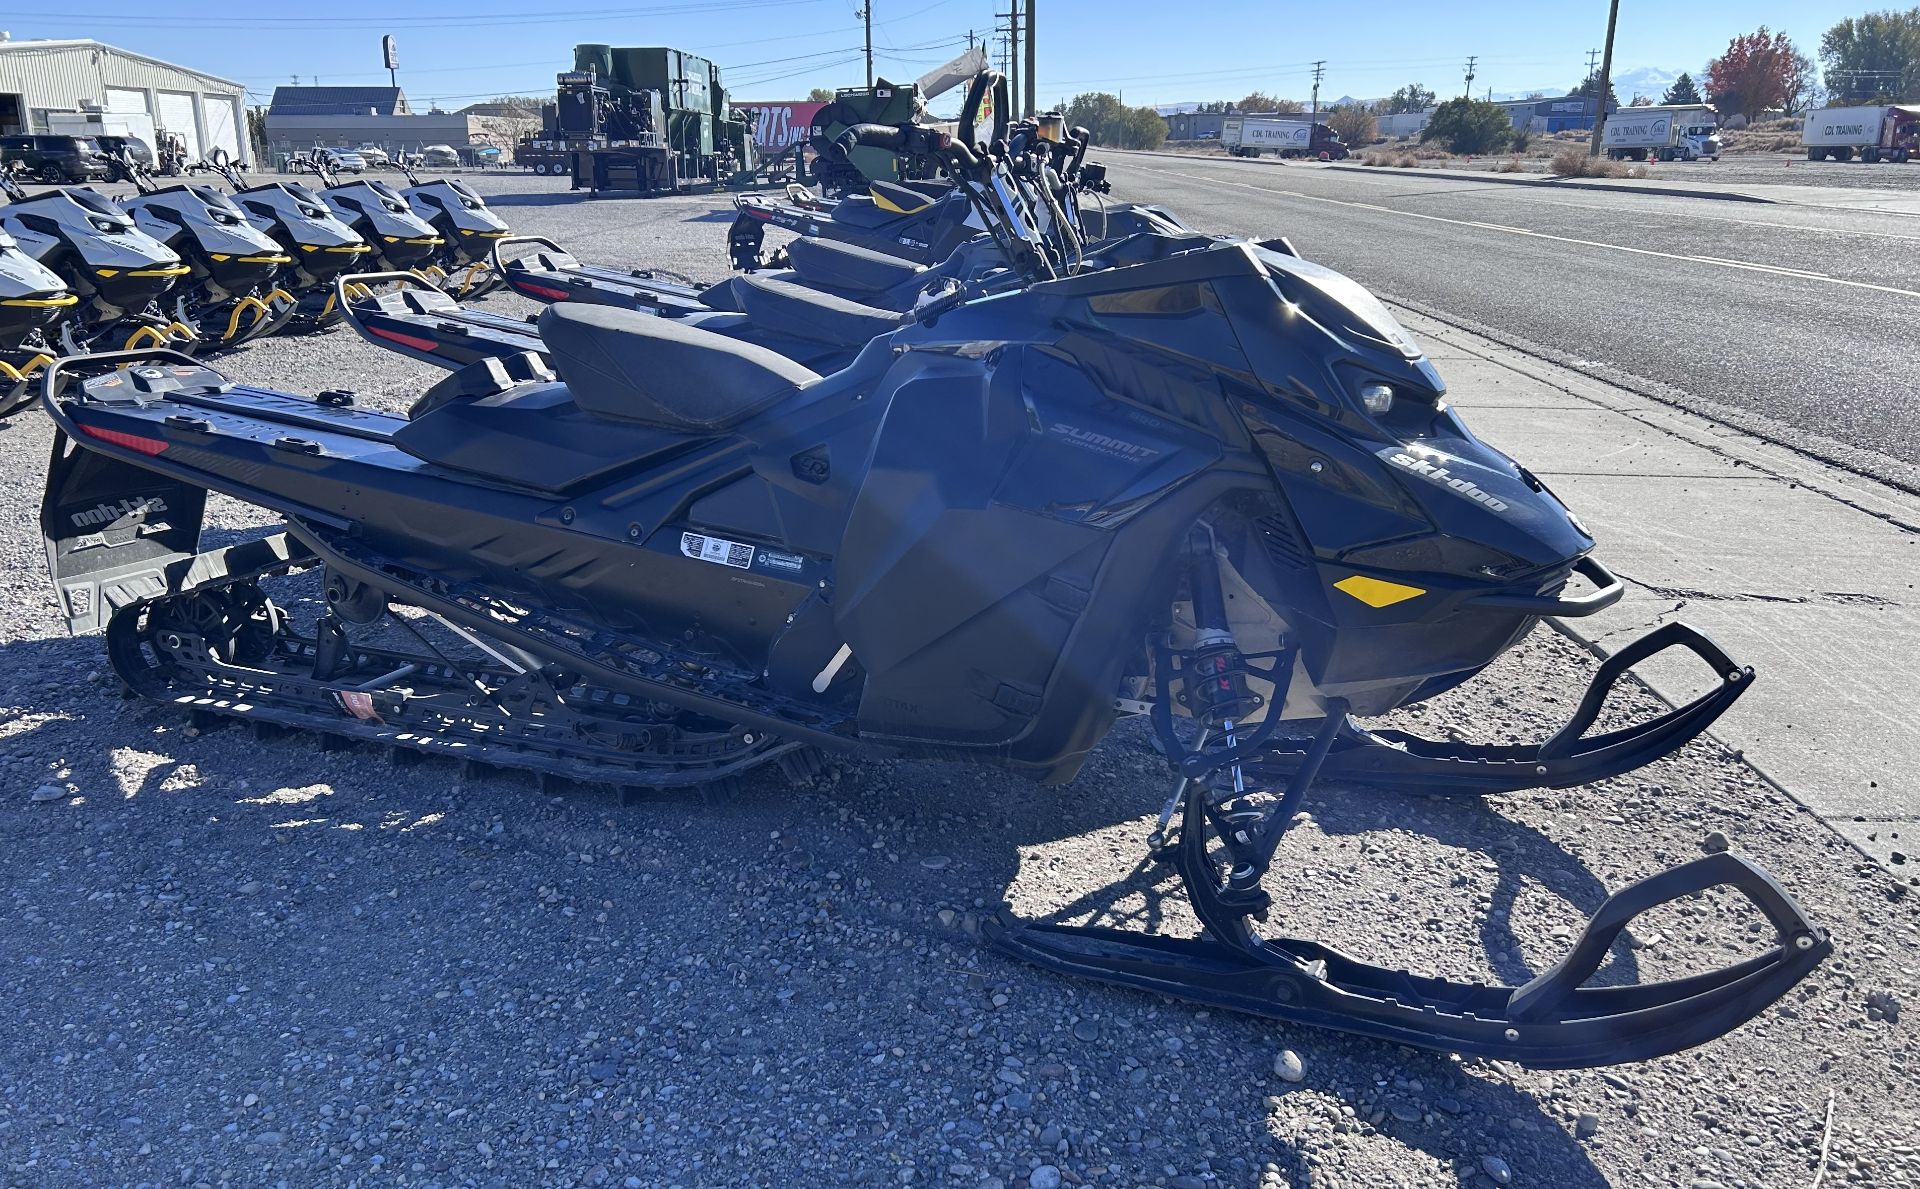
<box><xmin>0</xmin><ymin>36</ymin><xmax>246</xmax><ymax>160</ymax></box>
<box><xmin>263</xmin><ymin>85</ymin><xmax>488</xmax><ymax>158</ymax></box>
<box><xmin>1378</xmin><ymin>94</ymin><xmax>1618</xmax><ymax>140</ymax></box>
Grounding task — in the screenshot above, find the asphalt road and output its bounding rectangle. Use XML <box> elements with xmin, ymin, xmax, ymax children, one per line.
<box><xmin>1101</xmin><ymin>153</ymin><xmax>1920</xmax><ymax>482</ymax></box>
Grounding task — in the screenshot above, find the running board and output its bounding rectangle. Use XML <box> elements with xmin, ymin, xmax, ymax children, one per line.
<box><xmin>491</xmin><ymin>234</ymin><xmax>711</xmax><ymax>314</ymax></box>
<box><xmin>335</xmin><ymin>270</ymin><xmax>542</xmax><ymax>371</ymax></box>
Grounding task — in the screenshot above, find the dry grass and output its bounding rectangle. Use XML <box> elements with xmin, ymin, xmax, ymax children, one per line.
<box><xmin>1492</xmin><ymin>157</ymin><xmax>1528</xmax><ymax>173</ymax></box>
<box><xmin>1547</xmin><ymin>148</ymin><xmax>1650</xmax><ymax>178</ymax></box>
<box><xmin>1362</xmin><ymin>151</ymin><xmax>1429</xmax><ymax>168</ymax></box>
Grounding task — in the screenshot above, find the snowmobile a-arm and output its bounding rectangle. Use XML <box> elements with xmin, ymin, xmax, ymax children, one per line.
<box><xmin>991</xmin><ymin>534</ymin><xmax>1825</xmax><ymax>1069</ymax></box>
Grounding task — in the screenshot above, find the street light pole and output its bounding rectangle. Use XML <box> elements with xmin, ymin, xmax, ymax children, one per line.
<box><xmin>1587</xmin><ymin>0</ymin><xmax>1620</xmax><ymax>156</ymax></box>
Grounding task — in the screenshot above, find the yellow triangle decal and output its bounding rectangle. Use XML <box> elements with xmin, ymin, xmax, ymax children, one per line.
<box><xmin>1334</xmin><ymin>575</ymin><xmax>1426</xmax><ymax>608</ymax></box>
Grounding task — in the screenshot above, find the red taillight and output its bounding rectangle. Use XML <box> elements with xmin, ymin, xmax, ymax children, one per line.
<box><xmin>515</xmin><ymin>281</ymin><xmax>570</xmax><ymax>301</ymax></box>
<box><xmin>79</xmin><ymin>424</ymin><xmax>168</xmax><ymax>456</ymax></box>
<box><xmin>370</xmin><ymin>325</ymin><xmax>440</xmax><ymax>352</ymax></box>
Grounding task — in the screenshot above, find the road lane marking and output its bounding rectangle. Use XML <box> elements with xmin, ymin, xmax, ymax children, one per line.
<box><xmin>1120</xmin><ymin>161</ymin><xmax>1920</xmax><ymax>299</ymax></box>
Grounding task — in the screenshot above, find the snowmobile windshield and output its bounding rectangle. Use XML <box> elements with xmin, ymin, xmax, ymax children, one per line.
<box><xmin>66</xmin><ymin>189</ymin><xmax>126</xmax><ymax>220</ymax></box>
<box><xmin>189</xmin><ymin>186</ymin><xmax>247</xmax><ymax>222</ymax></box>
<box><xmin>447</xmin><ymin>180</ymin><xmax>485</xmax><ymax>206</ymax></box>
<box><xmin>1254</xmin><ymin>247</ymin><xmax>1421</xmax><ymax>360</ymax></box>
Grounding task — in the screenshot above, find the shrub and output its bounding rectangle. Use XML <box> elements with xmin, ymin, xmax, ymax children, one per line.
<box><xmin>1419</xmin><ymin>97</ymin><xmax>1517</xmax><ymax>154</ymax></box>
<box><xmin>1493</xmin><ymin>157</ymin><xmax>1526</xmax><ymax>173</ymax></box>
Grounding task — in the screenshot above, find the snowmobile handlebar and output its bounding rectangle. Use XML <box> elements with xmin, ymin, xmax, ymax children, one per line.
<box><xmin>1467</xmin><ymin>554</ymin><xmax>1624</xmax><ymax>617</ymax></box>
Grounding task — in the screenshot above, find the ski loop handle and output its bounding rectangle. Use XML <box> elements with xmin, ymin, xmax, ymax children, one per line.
<box><xmin>1507</xmin><ymin>850</ymin><xmax>1822</xmax><ymax>1023</ymax></box>
<box><xmin>39</xmin><ymin>346</ymin><xmax>205</xmax><ymax>404</ymax></box>
<box><xmin>1468</xmin><ymin>554</ymin><xmax>1624</xmax><ymax>616</ymax></box>
<box><xmin>1536</xmin><ymin>621</ymin><xmax>1744</xmax><ymax>761</ymax></box>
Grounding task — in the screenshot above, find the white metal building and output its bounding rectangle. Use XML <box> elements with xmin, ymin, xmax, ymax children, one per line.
<box><xmin>0</xmin><ymin>37</ymin><xmax>246</xmax><ymax>161</ymax></box>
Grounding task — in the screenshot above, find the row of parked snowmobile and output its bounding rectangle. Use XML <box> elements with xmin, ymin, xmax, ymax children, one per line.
<box><xmin>0</xmin><ymin>150</ymin><xmax>513</xmax><ymax>415</ymax></box>
<box><xmin>31</xmin><ymin>71</ymin><xmax>1830</xmax><ymax>1068</ymax></box>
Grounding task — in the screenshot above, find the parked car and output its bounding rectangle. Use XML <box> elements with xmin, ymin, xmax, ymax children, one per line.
<box><xmin>420</xmin><ymin>144</ymin><xmax>462</xmax><ymax>169</ymax></box>
<box><xmin>315</xmin><ymin>148</ymin><xmax>367</xmax><ymax>174</ymax></box>
<box><xmin>94</xmin><ymin>134</ymin><xmax>155</xmax><ymax>169</ymax></box>
<box><xmin>353</xmin><ymin>144</ymin><xmax>392</xmax><ymax>168</ymax></box>
<box><xmin>0</xmin><ymin>134</ymin><xmax>111</xmax><ymax>182</ymax></box>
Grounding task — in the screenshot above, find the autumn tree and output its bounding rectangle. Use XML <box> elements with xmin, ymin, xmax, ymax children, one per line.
<box><xmin>1234</xmin><ymin>91</ymin><xmax>1304</xmax><ymax>114</ymax></box>
<box><xmin>1662</xmin><ymin>72</ymin><xmax>1704</xmax><ymax>105</ymax></box>
<box><xmin>1705</xmin><ymin>27</ymin><xmax>1807</xmax><ymax>121</ymax></box>
<box><xmin>1324</xmin><ymin>104</ymin><xmax>1377</xmax><ymax>146</ymax></box>
<box><xmin>1820</xmin><ymin>8</ymin><xmax>1920</xmax><ymax>103</ymax></box>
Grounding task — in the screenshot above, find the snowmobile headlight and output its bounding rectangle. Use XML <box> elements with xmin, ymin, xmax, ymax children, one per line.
<box><xmin>1359</xmin><ymin>382</ymin><xmax>1394</xmax><ymax>416</ymax></box>
<box><xmin>89</xmin><ymin>217</ymin><xmax>121</xmax><ymax>233</ymax></box>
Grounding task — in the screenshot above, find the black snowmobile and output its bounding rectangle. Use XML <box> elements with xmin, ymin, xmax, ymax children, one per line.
<box><xmin>727</xmin><ymin>76</ymin><xmax>1184</xmax><ymax>272</ymax></box>
<box><xmin>0</xmin><ymin>174</ymin><xmax>196</xmax><ymax>358</ymax></box>
<box><xmin>120</xmin><ymin>174</ymin><xmax>299</xmax><ymax>347</ymax></box>
<box><xmin>348</xmin><ymin>109</ymin><xmax>1099</xmax><ymax>375</ymax></box>
<box><xmin>37</xmin><ymin>121</ymin><xmax>1826</xmax><ymax>1068</ymax></box>
<box><xmin>0</xmin><ymin>221</ymin><xmax>75</xmax><ymax>416</ymax></box>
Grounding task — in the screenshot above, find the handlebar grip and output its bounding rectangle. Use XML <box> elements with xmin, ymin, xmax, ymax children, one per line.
<box><xmin>1069</xmin><ymin>126</ymin><xmax>1092</xmax><ymax>173</ymax></box>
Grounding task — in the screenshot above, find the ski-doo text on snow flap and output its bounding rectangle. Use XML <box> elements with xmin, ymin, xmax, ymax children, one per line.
<box><xmin>41</xmin><ymin>432</ymin><xmax>208</xmax><ymax>635</ymax></box>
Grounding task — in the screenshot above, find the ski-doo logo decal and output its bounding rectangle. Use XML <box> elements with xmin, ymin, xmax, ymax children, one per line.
<box><xmin>1048</xmin><ymin>423</ymin><xmax>1162</xmax><ymax>463</ymax></box>
<box><xmin>681</xmin><ymin>532</ymin><xmax>755</xmax><ymax>570</ymax></box>
<box><xmin>70</xmin><ymin>496</ymin><xmax>170</xmax><ymax>529</ymax></box>
<box><xmin>1388</xmin><ymin>453</ymin><xmax>1510</xmax><ymax>513</ymax></box>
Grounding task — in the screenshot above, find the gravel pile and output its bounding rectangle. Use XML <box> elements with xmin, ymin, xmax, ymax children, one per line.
<box><xmin>1</xmin><ymin>173</ymin><xmax>1913</xmax><ymax>1187</ymax></box>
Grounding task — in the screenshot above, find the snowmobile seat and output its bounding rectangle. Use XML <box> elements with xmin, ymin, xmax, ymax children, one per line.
<box><xmin>538</xmin><ymin>304</ymin><xmax>820</xmax><ymax>432</ymax></box>
<box><xmin>868</xmin><ymin>179</ymin><xmax>938</xmax><ymax>215</ymax></box>
<box><xmin>785</xmin><ymin>236</ymin><xmax>926</xmax><ymax>294</ymax></box>
<box><xmin>726</xmin><ymin>273</ymin><xmax>905</xmax><ymax>347</ymax></box>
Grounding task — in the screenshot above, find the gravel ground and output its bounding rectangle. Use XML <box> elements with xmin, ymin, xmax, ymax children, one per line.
<box><xmin>1</xmin><ymin>173</ymin><xmax>1915</xmax><ymax>1188</ymax></box>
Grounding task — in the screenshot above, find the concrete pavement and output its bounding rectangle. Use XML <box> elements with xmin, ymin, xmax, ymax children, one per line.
<box><xmin>1404</xmin><ymin>304</ymin><xmax>1920</xmax><ymax>872</ymax></box>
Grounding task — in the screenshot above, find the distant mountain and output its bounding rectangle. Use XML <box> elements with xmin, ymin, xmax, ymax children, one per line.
<box><xmin>1613</xmin><ymin>66</ymin><xmax>1683</xmax><ymax>103</ymax></box>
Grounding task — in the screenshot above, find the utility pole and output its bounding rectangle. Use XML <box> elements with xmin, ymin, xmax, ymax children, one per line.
<box><xmin>1463</xmin><ymin>55</ymin><xmax>1477</xmax><ymax>99</ymax></box>
<box><xmin>1310</xmin><ymin>60</ymin><xmax>1326</xmax><ymax>116</ymax></box>
<box><xmin>1587</xmin><ymin>0</ymin><xmax>1620</xmax><ymax>155</ymax></box>
<box><xmin>1586</xmin><ymin>48</ymin><xmax>1600</xmax><ymax>79</ymax></box>
<box><xmin>998</xmin><ymin>1</ymin><xmax>1020</xmax><ymax>117</ymax></box>
<box><xmin>1023</xmin><ymin>0</ymin><xmax>1035</xmax><ymax>117</ymax></box>
<box><xmin>861</xmin><ymin>1</ymin><xmax>874</xmax><ymax>88</ymax></box>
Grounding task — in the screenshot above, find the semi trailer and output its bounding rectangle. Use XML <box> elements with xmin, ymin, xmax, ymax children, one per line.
<box><xmin>1801</xmin><ymin>105</ymin><xmax>1919</xmax><ymax>163</ymax></box>
<box><xmin>1221</xmin><ymin>117</ymin><xmax>1349</xmax><ymax>160</ymax></box>
<box><xmin>1602</xmin><ymin>104</ymin><xmax>1722</xmax><ymax>161</ymax></box>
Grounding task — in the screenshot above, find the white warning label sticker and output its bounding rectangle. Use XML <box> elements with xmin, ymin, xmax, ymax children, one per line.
<box><xmin>681</xmin><ymin>531</ymin><xmax>755</xmax><ymax>570</ymax></box>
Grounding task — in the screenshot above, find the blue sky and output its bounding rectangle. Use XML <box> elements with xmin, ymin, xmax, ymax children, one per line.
<box><xmin>0</xmin><ymin>0</ymin><xmax>1871</xmax><ymax>108</ymax></box>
